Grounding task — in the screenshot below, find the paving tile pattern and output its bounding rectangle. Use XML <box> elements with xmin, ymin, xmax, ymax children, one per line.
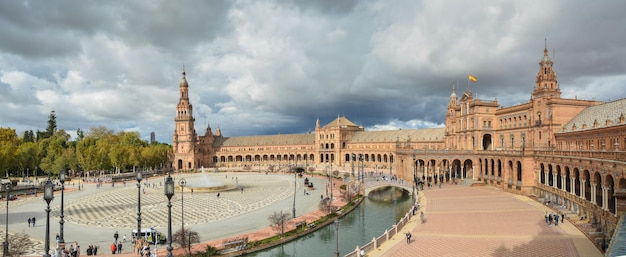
<box><xmin>377</xmin><ymin>186</ymin><xmax>602</xmax><ymax>257</ymax></box>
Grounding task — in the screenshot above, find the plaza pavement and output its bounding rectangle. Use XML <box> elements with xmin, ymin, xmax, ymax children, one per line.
<box><xmin>368</xmin><ymin>184</ymin><xmax>603</xmax><ymax>257</ymax></box>
<box><xmin>0</xmin><ymin>172</ymin><xmax>331</xmax><ymax>256</ymax></box>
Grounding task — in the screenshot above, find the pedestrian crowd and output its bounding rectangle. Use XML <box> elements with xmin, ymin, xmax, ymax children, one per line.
<box><xmin>544</xmin><ymin>211</ymin><xmax>566</xmax><ymax>226</ymax></box>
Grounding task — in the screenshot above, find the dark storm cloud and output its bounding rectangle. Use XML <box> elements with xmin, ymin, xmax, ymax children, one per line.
<box><xmin>1</xmin><ymin>0</ymin><xmax>626</xmax><ymax>143</ymax></box>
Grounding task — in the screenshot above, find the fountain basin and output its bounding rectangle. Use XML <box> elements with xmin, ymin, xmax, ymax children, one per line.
<box><xmin>175</xmin><ymin>185</ymin><xmax>238</xmax><ymax>193</ymax></box>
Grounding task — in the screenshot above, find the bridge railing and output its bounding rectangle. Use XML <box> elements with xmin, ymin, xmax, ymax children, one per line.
<box><xmin>344</xmin><ymin>191</ymin><xmax>418</xmax><ymax>257</ymax></box>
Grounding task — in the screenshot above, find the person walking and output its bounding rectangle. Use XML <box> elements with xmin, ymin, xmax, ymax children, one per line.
<box><xmin>110</xmin><ymin>242</ymin><xmax>117</xmax><ymax>254</ymax></box>
<box><xmin>28</xmin><ymin>217</ymin><xmax>31</xmax><ymax>227</ymax></box>
<box><xmin>32</xmin><ymin>216</ymin><xmax>36</xmax><ymax>226</ymax></box>
<box><xmin>117</xmin><ymin>241</ymin><xmax>122</xmax><ymax>254</ymax></box>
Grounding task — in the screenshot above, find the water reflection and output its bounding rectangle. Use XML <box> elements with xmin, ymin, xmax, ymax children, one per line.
<box><xmin>249</xmin><ymin>186</ymin><xmax>412</xmax><ymax>257</ymax></box>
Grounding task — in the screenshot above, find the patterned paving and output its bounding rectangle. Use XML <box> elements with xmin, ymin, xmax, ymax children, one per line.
<box><xmin>54</xmin><ymin>173</ymin><xmax>295</xmax><ymax>228</ymax></box>
<box><xmin>375</xmin><ymin>185</ymin><xmax>602</xmax><ymax>257</ymax></box>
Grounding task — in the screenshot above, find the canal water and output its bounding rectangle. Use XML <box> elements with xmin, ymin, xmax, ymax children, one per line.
<box><xmin>249</xmin><ymin>186</ymin><xmax>413</xmax><ymax>257</ymax></box>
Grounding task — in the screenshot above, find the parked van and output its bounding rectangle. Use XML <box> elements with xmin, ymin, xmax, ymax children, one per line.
<box><xmin>132</xmin><ymin>228</ymin><xmax>166</xmax><ymax>245</ymax></box>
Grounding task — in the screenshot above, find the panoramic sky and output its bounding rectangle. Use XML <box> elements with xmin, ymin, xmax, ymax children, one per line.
<box><xmin>1</xmin><ymin>1</ymin><xmax>625</xmax><ymax>144</ymax></box>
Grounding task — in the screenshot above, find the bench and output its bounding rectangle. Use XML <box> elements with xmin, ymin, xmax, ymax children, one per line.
<box><xmin>222</xmin><ymin>237</ymin><xmax>248</xmax><ymax>249</ymax></box>
<box><xmin>295</xmin><ymin>221</ymin><xmax>306</xmax><ymax>229</ymax></box>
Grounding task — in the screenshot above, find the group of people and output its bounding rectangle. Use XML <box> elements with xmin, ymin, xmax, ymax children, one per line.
<box><xmin>52</xmin><ymin>241</ymin><xmax>81</xmax><ymax>257</ymax></box>
<box><xmin>27</xmin><ymin>216</ymin><xmax>36</xmax><ymax>227</ymax></box>
<box><xmin>134</xmin><ymin>238</ymin><xmax>153</xmax><ymax>257</ymax></box>
<box><xmin>109</xmin><ymin>241</ymin><xmax>123</xmax><ymax>254</ymax></box>
<box><xmin>545</xmin><ymin>211</ymin><xmax>566</xmax><ymax>226</ymax></box>
<box><xmin>85</xmin><ymin>245</ymin><xmax>99</xmax><ymax>256</ymax></box>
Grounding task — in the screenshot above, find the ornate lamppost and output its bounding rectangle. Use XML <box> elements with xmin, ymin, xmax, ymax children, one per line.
<box><xmin>413</xmin><ymin>155</ymin><xmax>417</xmax><ymax>193</ymax></box>
<box><xmin>334</xmin><ymin>219</ymin><xmax>340</xmax><ymax>257</ymax></box>
<box><xmin>136</xmin><ymin>170</ymin><xmax>143</xmax><ymax>241</ymax></box>
<box><xmin>351</xmin><ymin>154</ymin><xmax>355</xmax><ymax>178</ymax></box>
<box><xmin>179</xmin><ymin>178</ymin><xmax>186</xmax><ymax>233</ymax></box>
<box><xmin>3</xmin><ymin>183</ymin><xmax>10</xmax><ymax>257</ymax></box>
<box><xmin>292</xmin><ymin>166</ymin><xmax>297</xmax><ymax>219</ymax></box>
<box><xmin>389</xmin><ymin>153</ymin><xmax>393</xmax><ymax>176</ymax></box>
<box><xmin>164</xmin><ymin>173</ymin><xmax>175</xmax><ymax>257</ymax></box>
<box><xmin>58</xmin><ymin>170</ymin><xmax>66</xmax><ymax>253</ymax></box>
<box><xmin>43</xmin><ymin>177</ymin><xmax>54</xmax><ymax>257</ymax></box>
<box><xmin>359</xmin><ymin>154</ymin><xmax>364</xmax><ymax>184</ymax></box>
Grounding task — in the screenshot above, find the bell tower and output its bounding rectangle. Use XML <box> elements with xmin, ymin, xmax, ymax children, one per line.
<box><xmin>532</xmin><ymin>39</ymin><xmax>561</xmax><ymax>99</ymax></box>
<box><xmin>172</xmin><ymin>71</ymin><xmax>197</xmax><ymax>170</ymax></box>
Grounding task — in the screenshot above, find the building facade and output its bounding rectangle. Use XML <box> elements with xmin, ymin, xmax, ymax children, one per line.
<box><xmin>170</xmin><ymin>46</ymin><xmax>626</xmax><ymax>247</ymax></box>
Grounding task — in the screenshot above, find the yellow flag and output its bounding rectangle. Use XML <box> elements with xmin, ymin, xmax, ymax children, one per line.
<box><xmin>468</xmin><ymin>75</ymin><xmax>477</xmax><ymax>82</ymax></box>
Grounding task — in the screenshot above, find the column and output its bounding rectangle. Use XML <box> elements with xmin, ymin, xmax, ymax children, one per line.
<box><xmin>472</xmin><ymin>166</ymin><xmax>475</xmax><ymax>180</ymax></box>
<box><xmin>561</xmin><ymin>175</ymin><xmax>567</xmax><ymax>191</ymax></box>
<box><xmin>580</xmin><ymin>180</ymin><xmax>586</xmax><ymax>200</ymax></box>
<box><xmin>590</xmin><ymin>183</ymin><xmax>597</xmax><ymax>204</ymax></box>
<box><xmin>545</xmin><ymin>172</ymin><xmax>549</xmax><ymax>186</ymax></box>
<box><xmin>602</xmin><ymin>186</ymin><xmax>610</xmax><ymax>211</ymax></box>
<box><xmin>552</xmin><ymin>173</ymin><xmax>557</xmax><ymax>188</ymax></box>
<box><xmin>461</xmin><ymin>166</ymin><xmax>465</xmax><ymax>180</ymax></box>
<box><xmin>570</xmin><ymin>177</ymin><xmax>576</xmax><ymax>195</ymax></box>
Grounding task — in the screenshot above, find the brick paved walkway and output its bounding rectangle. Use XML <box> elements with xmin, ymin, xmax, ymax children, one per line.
<box><xmin>369</xmin><ymin>184</ymin><xmax>602</xmax><ymax>257</ymax></box>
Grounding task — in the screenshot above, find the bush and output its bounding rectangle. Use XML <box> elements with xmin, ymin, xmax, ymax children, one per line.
<box><xmin>172</xmin><ymin>228</ymin><xmax>201</xmax><ymax>255</ymax></box>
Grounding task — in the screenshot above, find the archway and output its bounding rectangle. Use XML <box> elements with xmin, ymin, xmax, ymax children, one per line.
<box><xmin>482</xmin><ymin>134</ymin><xmax>492</xmax><ymax>150</ymax></box>
<box><xmin>607</xmin><ymin>175</ymin><xmax>616</xmax><ymax>214</ymax></box>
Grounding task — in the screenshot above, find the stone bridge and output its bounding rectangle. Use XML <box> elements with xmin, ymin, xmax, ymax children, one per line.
<box><xmin>362</xmin><ymin>179</ymin><xmax>414</xmax><ymax>195</ymax></box>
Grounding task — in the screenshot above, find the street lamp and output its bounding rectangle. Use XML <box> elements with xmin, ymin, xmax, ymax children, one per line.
<box><xmin>334</xmin><ymin>219</ymin><xmax>340</xmax><ymax>257</ymax></box>
<box><xmin>164</xmin><ymin>173</ymin><xmax>175</xmax><ymax>257</ymax></box>
<box><xmin>292</xmin><ymin>167</ymin><xmax>297</xmax><ymax>218</ymax></box>
<box><xmin>3</xmin><ymin>183</ymin><xmax>10</xmax><ymax>257</ymax></box>
<box><xmin>389</xmin><ymin>153</ymin><xmax>393</xmax><ymax>176</ymax></box>
<box><xmin>43</xmin><ymin>177</ymin><xmax>54</xmax><ymax>257</ymax></box>
<box><xmin>351</xmin><ymin>154</ymin><xmax>355</xmax><ymax>178</ymax></box>
<box><xmin>413</xmin><ymin>155</ymin><xmax>417</xmax><ymax>194</ymax></box>
<box><xmin>359</xmin><ymin>154</ymin><xmax>364</xmax><ymax>184</ymax></box>
<box><xmin>136</xmin><ymin>170</ymin><xmax>143</xmax><ymax>242</ymax></box>
<box><xmin>58</xmin><ymin>170</ymin><xmax>66</xmax><ymax>253</ymax></box>
<box><xmin>179</xmin><ymin>178</ymin><xmax>187</xmax><ymax>233</ymax></box>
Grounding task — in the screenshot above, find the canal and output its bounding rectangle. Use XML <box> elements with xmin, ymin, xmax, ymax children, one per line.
<box><xmin>249</xmin><ymin>186</ymin><xmax>413</xmax><ymax>257</ymax></box>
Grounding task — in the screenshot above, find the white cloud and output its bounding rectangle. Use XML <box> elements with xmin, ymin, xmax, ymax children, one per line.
<box><xmin>0</xmin><ymin>0</ymin><xmax>625</xmax><ymax>142</ymax></box>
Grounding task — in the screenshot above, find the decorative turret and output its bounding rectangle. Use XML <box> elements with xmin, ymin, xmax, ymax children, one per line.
<box><xmin>173</xmin><ymin>70</ymin><xmax>196</xmax><ymax>153</ymax></box>
<box><xmin>533</xmin><ymin>39</ymin><xmax>561</xmax><ymax>99</ymax></box>
<box><xmin>448</xmin><ymin>85</ymin><xmax>458</xmax><ymax>108</ymax></box>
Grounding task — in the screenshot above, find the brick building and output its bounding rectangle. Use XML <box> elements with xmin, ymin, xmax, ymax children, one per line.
<box><xmin>170</xmin><ymin>45</ymin><xmax>626</xmax><ymax>247</ymax></box>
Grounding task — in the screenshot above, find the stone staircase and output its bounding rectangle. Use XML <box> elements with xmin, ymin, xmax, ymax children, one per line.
<box><xmin>605</xmin><ymin>211</ymin><xmax>626</xmax><ymax>256</ymax></box>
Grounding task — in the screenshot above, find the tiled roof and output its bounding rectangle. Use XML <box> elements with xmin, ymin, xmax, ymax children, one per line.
<box><xmin>212</xmin><ymin>126</ymin><xmax>446</xmax><ymax>147</ymax></box>
<box><xmin>214</xmin><ymin>133</ymin><xmax>315</xmax><ymax>147</ymax></box>
<box><xmin>559</xmin><ymin>98</ymin><xmax>626</xmax><ymax>133</ymax></box>
<box><xmin>349</xmin><ymin>128</ymin><xmax>445</xmax><ymax>143</ymax></box>
<box><xmin>322</xmin><ymin>116</ymin><xmax>360</xmax><ymax>129</ymax></box>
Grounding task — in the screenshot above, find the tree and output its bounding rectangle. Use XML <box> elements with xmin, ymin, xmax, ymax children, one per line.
<box><xmin>6</xmin><ymin>233</ymin><xmax>35</xmax><ymax>257</ymax></box>
<box><xmin>340</xmin><ymin>182</ymin><xmax>361</xmax><ymax>203</ymax></box>
<box><xmin>46</xmin><ymin>110</ymin><xmax>57</xmax><ymax>137</ymax></box>
<box><xmin>268</xmin><ymin>210</ymin><xmax>289</xmax><ymax>237</ymax></box>
<box><xmin>38</xmin><ymin>130</ymin><xmax>71</xmax><ymax>175</ymax></box>
<box><xmin>22</xmin><ymin>130</ymin><xmax>34</xmax><ymax>143</ymax></box>
<box><xmin>76</xmin><ymin>128</ymin><xmax>85</xmax><ymax>141</ymax></box>
<box><xmin>15</xmin><ymin>142</ymin><xmax>39</xmax><ymax>176</ymax></box>
<box><xmin>0</xmin><ymin>127</ymin><xmax>19</xmax><ymax>176</ymax></box>
<box><xmin>319</xmin><ymin>197</ymin><xmax>334</xmax><ymax>215</ymax></box>
<box><xmin>172</xmin><ymin>228</ymin><xmax>200</xmax><ymax>255</ymax></box>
